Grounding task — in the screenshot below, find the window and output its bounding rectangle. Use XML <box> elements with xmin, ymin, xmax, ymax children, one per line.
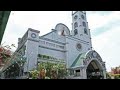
<box><xmin>74</xmin><ymin>29</ymin><xmax>78</xmax><ymax>35</ymax></box>
<box><xmin>82</xmin><ymin>22</ymin><xmax>86</xmax><ymax>27</ymax></box>
<box><xmin>74</xmin><ymin>15</ymin><xmax>78</xmax><ymax>20</ymax></box>
<box><xmin>81</xmin><ymin>15</ymin><xmax>85</xmax><ymax>20</ymax></box>
<box><xmin>75</xmin><ymin>70</ymin><xmax>80</xmax><ymax>76</ymax></box>
<box><xmin>74</xmin><ymin>22</ymin><xmax>78</xmax><ymax>29</ymax></box>
<box><xmin>84</xmin><ymin>28</ymin><xmax>88</xmax><ymax>35</ymax></box>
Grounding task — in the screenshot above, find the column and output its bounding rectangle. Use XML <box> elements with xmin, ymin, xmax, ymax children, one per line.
<box><xmin>82</xmin><ymin>68</ymin><xmax>87</xmax><ymax>79</ymax></box>
<box><xmin>103</xmin><ymin>69</ymin><xmax>106</xmax><ymax>79</ymax></box>
<box><xmin>80</xmin><ymin>66</ymin><xmax>87</xmax><ymax>79</ymax></box>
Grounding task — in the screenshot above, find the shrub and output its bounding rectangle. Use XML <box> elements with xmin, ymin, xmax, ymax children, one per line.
<box><xmin>30</xmin><ymin>62</ymin><xmax>68</xmax><ymax>79</ymax></box>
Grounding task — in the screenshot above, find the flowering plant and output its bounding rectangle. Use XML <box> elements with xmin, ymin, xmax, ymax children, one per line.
<box><xmin>0</xmin><ymin>44</ymin><xmax>15</xmax><ymax>67</ymax></box>
<box><xmin>29</xmin><ymin>62</ymin><xmax>68</xmax><ymax>79</ymax></box>
<box><xmin>0</xmin><ymin>46</ymin><xmax>11</xmax><ymax>66</ymax></box>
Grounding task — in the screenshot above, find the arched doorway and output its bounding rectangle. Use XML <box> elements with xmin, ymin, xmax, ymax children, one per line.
<box><xmin>86</xmin><ymin>60</ymin><xmax>104</xmax><ymax>79</ymax></box>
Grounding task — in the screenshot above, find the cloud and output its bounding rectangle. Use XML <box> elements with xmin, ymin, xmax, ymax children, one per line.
<box><xmin>87</xmin><ymin>11</ymin><xmax>120</xmax><ymax>71</ymax></box>
<box><xmin>2</xmin><ymin>11</ymin><xmax>72</xmax><ymax>48</ymax></box>
<box><xmin>92</xmin><ymin>25</ymin><xmax>120</xmax><ymax>72</ymax></box>
<box><xmin>87</xmin><ymin>11</ymin><xmax>120</xmax><ymax>31</ymax></box>
<box><xmin>91</xmin><ymin>19</ymin><xmax>120</xmax><ymax>36</ymax></box>
<box><xmin>10</xmin><ymin>11</ymin><xmax>72</xmax><ymax>34</ymax></box>
<box><xmin>2</xmin><ymin>11</ymin><xmax>120</xmax><ymax>72</ymax></box>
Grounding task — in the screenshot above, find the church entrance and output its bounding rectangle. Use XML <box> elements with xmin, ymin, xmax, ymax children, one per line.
<box><xmin>86</xmin><ymin>60</ymin><xmax>104</xmax><ymax>79</ymax></box>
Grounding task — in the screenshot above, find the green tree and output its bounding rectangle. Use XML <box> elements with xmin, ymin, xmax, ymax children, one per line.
<box><xmin>57</xmin><ymin>63</ymin><xmax>67</xmax><ymax>79</ymax></box>
<box><xmin>30</xmin><ymin>61</ymin><xmax>68</xmax><ymax>79</ymax></box>
<box><xmin>39</xmin><ymin>62</ymin><xmax>67</xmax><ymax>79</ymax></box>
<box><xmin>29</xmin><ymin>70</ymin><xmax>39</xmax><ymax>79</ymax></box>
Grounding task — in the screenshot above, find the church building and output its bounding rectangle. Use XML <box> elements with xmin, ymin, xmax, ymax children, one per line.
<box><xmin>2</xmin><ymin>11</ymin><xmax>107</xmax><ymax>79</ymax></box>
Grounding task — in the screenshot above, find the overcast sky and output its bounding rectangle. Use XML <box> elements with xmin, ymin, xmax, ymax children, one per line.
<box><xmin>2</xmin><ymin>11</ymin><xmax>120</xmax><ymax>72</ymax></box>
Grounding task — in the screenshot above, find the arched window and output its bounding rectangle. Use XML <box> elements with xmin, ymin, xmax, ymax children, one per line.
<box><xmin>81</xmin><ymin>15</ymin><xmax>85</xmax><ymax>20</ymax></box>
<box><xmin>74</xmin><ymin>22</ymin><xmax>78</xmax><ymax>29</ymax></box>
<box><xmin>84</xmin><ymin>28</ymin><xmax>88</xmax><ymax>35</ymax></box>
<box><xmin>74</xmin><ymin>15</ymin><xmax>78</xmax><ymax>20</ymax></box>
<box><xmin>82</xmin><ymin>22</ymin><xmax>86</xmax><ymax>27</ymax></box>
<box><xmin>74</xmin><ymin>29</ymin><xmax>78</xmax><ymax>35</ymax></box>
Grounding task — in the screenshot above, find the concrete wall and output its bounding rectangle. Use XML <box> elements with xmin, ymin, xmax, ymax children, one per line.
<box><xmin>38</xmin><ymin>47</ymin><xmax>66</xmax><ymax>60</ymax></box>
<box><xmin>39</xmin><ymin>38</ymin><xmax>66</xmax><ymax>61</ymax></box>
<box><xmin>23</xmin><ymin>29</ymin><xmax>40</xmax><ymax>72</ymax></box>
<box><xmin>42</xmin><ymin>30</ymin><xmax>66</xmax><ymax>43</ymax></box>
<box><xmin>66</xmin><ymin>35</ymin><xmax>92</xmax><ymax>68</ymax></box>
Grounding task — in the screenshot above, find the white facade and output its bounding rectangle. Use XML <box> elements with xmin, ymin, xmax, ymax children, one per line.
<box><xmin>17</xmin><ymin>11</ymin><xmax>106</xmax><ymax>79</ymax></box>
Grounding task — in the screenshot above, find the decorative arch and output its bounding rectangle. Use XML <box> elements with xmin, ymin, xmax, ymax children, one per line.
<box><xmin>82</xmin><ymin>50</ymin><xmax>106</xmax><ymax>79</ymax></box>
<box><xmin>55</xmin><ymin>23</ymin><xmax>70</xmax><ymax>36</ymax></box>
<box><xmin>87</xmin><ymin>59</ymin><xmax>103</xmax><ymax>70</ymax></box>
<box><xmin>86</xmin><ymin>60</ymin><xmax>104</xmax><ymax>79</ymax></box>
<box><xmin>83</xmin><ymin>50</ymin><xmax>105</xmax><ymax>68</ymax></box>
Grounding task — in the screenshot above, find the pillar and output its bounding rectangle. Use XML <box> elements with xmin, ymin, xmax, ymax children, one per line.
<box><xmin>80</xmin><ymin>66</ymin><xmax>87</xmax><ymax>79</ymax></box>
<box><xmin>103</xmin><ymin>68</ymin><xmax>106</xmax><ymax>79</ymax></box>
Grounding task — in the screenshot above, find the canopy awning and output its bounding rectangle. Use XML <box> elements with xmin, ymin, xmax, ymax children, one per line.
<box><xmin>70</xmin><ymin>53</ymin><xmax>86</xmax><ymax>68</ymax></box>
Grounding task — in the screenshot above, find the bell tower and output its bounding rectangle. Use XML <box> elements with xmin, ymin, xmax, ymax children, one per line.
<box><xmin>71</xmin><ymin>11</ymin><xmax>92</xmax><ymax>50</ymax></box>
